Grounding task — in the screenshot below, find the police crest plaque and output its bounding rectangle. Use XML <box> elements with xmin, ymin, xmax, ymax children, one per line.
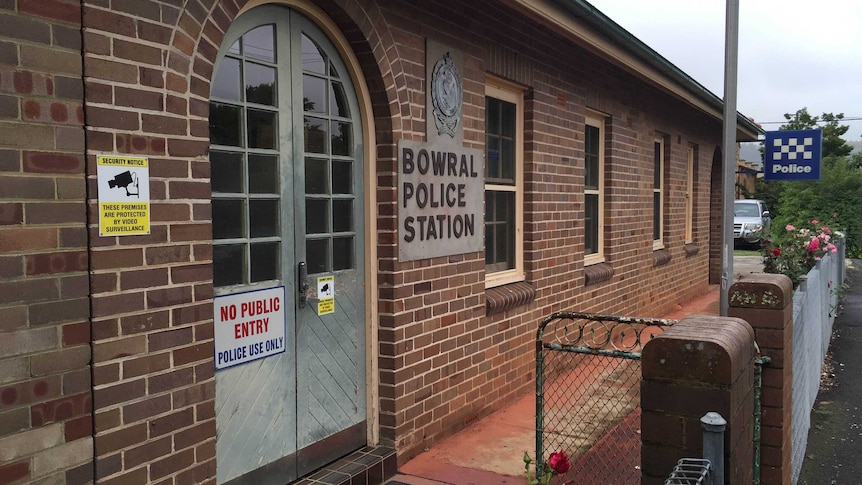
<box><xmin>430</xmin><ymin>52</ymin><xmax>462</xmax><ymax>138</ymax></box>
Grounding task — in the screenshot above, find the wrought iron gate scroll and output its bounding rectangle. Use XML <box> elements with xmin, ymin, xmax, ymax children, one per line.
<box><xmin>536</xmin><ymin>312</ymin><xmax>676</xmax><ymax>484</ymax></box>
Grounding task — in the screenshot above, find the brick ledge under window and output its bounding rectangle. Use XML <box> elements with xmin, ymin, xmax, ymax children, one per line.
<box><xmin>684</xmin><ymin>243</ymin><xmax>699</xmax><ymax>257</ymax></box>
<box><xmin>585</xmin><ymin>262</ymin><xmax>614</xmax><ymax>286</ymax></box>
<box><xmin>653</xmin><ymin>248</ymin><xmax>672</xmax><ymax>267</ymax></box>
<box><xmin>486</xmin><ymin>281</ymin><xmax>537</xmax><ymax>316</ymax></box>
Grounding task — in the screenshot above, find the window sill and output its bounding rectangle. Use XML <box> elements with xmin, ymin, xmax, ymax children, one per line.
<box><xmin>684</xmin><ymin>243</ymin><xmax>699</xmax><ymax>257</ymax></box>
<box><xmin>486</xmin><ymin>281</ymin><xmax>536</xmax><ymax>316</ymax></box>
<box><xmin>653</xmin><ymin>248</ymin><xmax>672</xmax><ymax>267</ymax></box>
<box><xmin>584</xmin><ymin>261</ymin><xmax>614</xmax><ymax>286</ymax></box>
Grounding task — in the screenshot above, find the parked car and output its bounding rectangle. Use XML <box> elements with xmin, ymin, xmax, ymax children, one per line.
<box><xmin>734</xmin><ymin>199</ymin><xmax>771</xmax><ymax>245</ymax></box>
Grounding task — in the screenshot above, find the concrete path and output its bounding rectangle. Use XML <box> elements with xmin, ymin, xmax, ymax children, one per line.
<box><xmin>733</xmin><ymin>255</ymin><xmax>764</xmax><ymax>280</ymax></box>
<box><xmin>798</xmin><ymin>259</ymin><xmax>862</xmax><ymax>484</ymax></box>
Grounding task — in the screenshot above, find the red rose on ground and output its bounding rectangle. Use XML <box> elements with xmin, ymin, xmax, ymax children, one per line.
<box><xmin>548</xmin><ymin>451</ymin><xmax>571</xmax><ymax>474</ymax></box>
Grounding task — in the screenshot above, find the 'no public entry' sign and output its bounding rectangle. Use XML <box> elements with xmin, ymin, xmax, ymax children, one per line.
<box><xmin>214</xmin><ymin>286</ymin><xmax>286</xmax><ymax>370</ymax></box>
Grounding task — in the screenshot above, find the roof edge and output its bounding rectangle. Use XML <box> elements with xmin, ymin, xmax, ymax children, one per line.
<box><xmin>511</xmin><ymin>0</ymin><xmax>764</xmax><ymax>140</ymax></box>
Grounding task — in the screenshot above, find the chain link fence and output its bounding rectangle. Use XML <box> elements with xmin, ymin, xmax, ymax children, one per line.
<box><xmin>536</xmin><ymin>312</ymin><xmax>675</xmax><ymax>484</ymax></box>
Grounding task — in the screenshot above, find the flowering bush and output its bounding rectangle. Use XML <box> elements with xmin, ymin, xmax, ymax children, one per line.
<box><xmin>761</xmin><ymin>215</ymin><xmax>843</xmax><ymax>287</ymax></box>
<box><xmin>523</xmin><ymin>451</ymin><xmax>572</xmax><ymax>485</ymax></box>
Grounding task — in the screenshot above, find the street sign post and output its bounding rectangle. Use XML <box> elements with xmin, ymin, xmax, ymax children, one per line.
<box><xmin>720</xmin><ymin>0</ymin><xmax>740</xmax><ymax>316</ymax></box>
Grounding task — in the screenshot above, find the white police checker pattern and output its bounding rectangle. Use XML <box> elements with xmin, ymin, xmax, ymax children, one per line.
<box><xmin>773</xmin><ymin>136</ymin><xmax>814</xmax><ymax>161</ymax></box>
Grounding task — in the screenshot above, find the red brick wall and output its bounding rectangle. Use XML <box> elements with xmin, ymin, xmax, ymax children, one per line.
<box><xmin>81</xmin><ymin>0</ymin><xmax>405</xmax><ymax>483</ymax></box>
<box><xmin>2</xmin><ymin>0</ymin><xmax>733</xmax><ymax>482</ymax></box>
<box><xmin>83</xmin><ymin>0</ymin><xmax>225</xmax><ymax>482</ymax></box>
<box><xmin>368</xmin><ymin>1</ymin><xmax>726</xmax><ymax>463</ymax></box>
<box><xmin>728</xmin><ymin>274</ymin><xmax>794</xmax><ymax>485</ymax></box>
<box><xmin>0</xmin><ymin>1</ymin><xmax>93</xmax><ymax>484</ymax></box>
<box><xmin>642</xmin><ymin>315</ymin><xmax>755</xmax><ymax>485</ymax></box>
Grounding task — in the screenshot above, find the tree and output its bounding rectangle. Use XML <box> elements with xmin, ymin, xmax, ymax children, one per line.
<box><xmin>773</xmin><ymin>156</ymin><xmax>862</xmax><ymax>257</ymax></box>
<box><xmin>850</xmin><ymin>149</ymin><xmax>862</xmax><ymax>170</ymax></box>
<box><xmin>781</xmin><ymin>108</ymin><xmax>853</xmax><ymax>158</ymax></box>
<box><xmin>754</xmin><ymin>176</ymin><xmax>784</xmax><ymax>219</ymax></box>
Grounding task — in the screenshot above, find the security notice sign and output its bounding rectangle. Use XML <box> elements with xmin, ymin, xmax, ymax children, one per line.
<box><xmin>317</xmin><ymin>275</ymin><xmax>334</xmax><ymax>315</ymax></box>
<box><xmin>97</xmin><ymin>155</ymin><xmax>151</xmax><ymax>236</ymax></box>
<box><xmin>214</xmin><ymin>286</ymin><xmax>286</xmax><ymax>370</ymax></box>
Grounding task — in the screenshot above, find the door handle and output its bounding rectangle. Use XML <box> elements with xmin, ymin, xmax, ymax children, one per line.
<box><xmin>298</xmin><ymin>262</ymin><xmax>309</xmax><ymax>308</ymax></box>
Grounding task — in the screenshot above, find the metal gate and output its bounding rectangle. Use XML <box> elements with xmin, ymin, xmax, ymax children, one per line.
<box><xmin>535</xmin><ymin>312</ymin><xmax>675</xmax><ymax>484</ymax></box>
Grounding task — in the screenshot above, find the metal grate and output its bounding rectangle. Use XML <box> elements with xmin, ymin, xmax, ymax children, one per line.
<box><xmin>536</xmin><ymin>312</ymin><xmax>675</xmax><ymax>484</ymax></box>
<box><xmin>664</xmin><ymin>458</ymin><xmax>712</xmax><ymax>484</ymax></box>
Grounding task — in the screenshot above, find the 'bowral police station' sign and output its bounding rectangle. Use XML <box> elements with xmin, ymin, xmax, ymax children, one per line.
<box><xmin>398</xmin><ymin>43</ymin><xmax>484</xmax><ymax>262</ymax></box>
<box><xmin>214</xmin><ymin>286</ymin><xmax>286</xmax><ymax>370</ymax></box>
<box><xmin>764</xmin><ymin>129</ymin><xmax>822</xmax><ymax>181</ymax></box>
<box><xmin>398</xmin><ymin>140</ymin><xmax>484</xmax><ymax>261</ymax></box>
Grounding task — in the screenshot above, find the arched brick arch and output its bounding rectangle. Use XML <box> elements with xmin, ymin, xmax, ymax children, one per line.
<box><xmin>163</xmin><ymin>0</ymin><xmax>412</xmax><ymax>144</ymax></box>
<box><xmin>83</xmin><ymin>1</ymin><xmax>414</xmax><ymax>482</ymax></box>
<box><xmin>177</xmin><ymin>0</ymin><xmax>414</xmax><ymax>306</ymax></box>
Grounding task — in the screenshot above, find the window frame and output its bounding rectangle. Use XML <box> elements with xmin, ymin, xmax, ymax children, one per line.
<box><xmin>210</xmin><ymin>17</ymin><xmax>288</xmax><ymax>293</ymax></box>
<box><xmin>484</xmin><ymin>78</ymin><xmax>524</xmax><ymax>289</ymax></box>
<box><xmin>685</xmin><ymin>145</ymin><xmax>695</xmax><ymax>244</ymax></box>
<box><xmin>653</xmin><ymin>136</ymin><xmax>665</xmax><ymax>250</ymax></box>
<box><xmin>584</xmin><ymin>111</ymin><xmax>606</xmax><ymax>265</ymax></box>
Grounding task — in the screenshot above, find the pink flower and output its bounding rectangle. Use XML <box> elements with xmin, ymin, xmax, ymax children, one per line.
<box><xmin>786</xmin><ymin>224</ymin><xmax>795</xmax><ymax>231</ymax></box>
<box><xmin>827</xmin><ymin>243</ymin><xmax>837</xmax><ymax>254</ymax></box>
<box><xmin>833</xmin><ymin>213</ymin><xmax>838</xmax><ymax>218</ymax></box>
<box><xmin>812</xmin><ymin>219</ymin><xmax>819</xmax><ymax>225</ymax></box>
<box><xmin>807</xmin><ymin>238</ymin><xmax>820</xmax><ymax>253</ymax></box>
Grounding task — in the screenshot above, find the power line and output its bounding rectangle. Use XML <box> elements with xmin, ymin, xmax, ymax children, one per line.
<box><xmin>757</xmin><ymin>117</ymin><xmax>862</xmax><ymax>125</ymax></box>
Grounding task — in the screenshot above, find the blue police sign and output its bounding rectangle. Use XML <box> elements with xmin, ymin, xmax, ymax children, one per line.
<box><xmin>764</xmin><ymin>129</ymin><xmax>822</xmax><ymax>181</ymax></box>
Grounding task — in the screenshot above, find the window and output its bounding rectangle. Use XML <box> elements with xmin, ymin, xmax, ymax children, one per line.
<box><xmin>653</xmin><ymin>136</ymin><xmax>665</xmax><ymax>248</ymax></box>
<box><xmin>210</xmin><ymin>23</ymin><xmax>282</xmax><ymax>288</ymax></box>
<box><xmin>210</xmin><ymin>14</ymin><xmax>363</xmax><ymax>291</ymax></box>
<box><xmin>584</xmin><ymin>112</ymin><xmax>605</xmax><ymax>264</ymax></box>
<box><xmin>685</xmin><ymin>145</ymin><xmax>695</xmax><ymax>243</ymax></box>
<box><xmin>485</xmin><ymin>80</ymin><xmax>524</xmax><ymax>287</ymax></box>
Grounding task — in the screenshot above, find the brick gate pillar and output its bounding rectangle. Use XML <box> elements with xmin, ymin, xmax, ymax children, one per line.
<box><xmin>728</xmin><ymin>274</ymin><xmax>794</xmax><ymax>485</ymax></box>
<box><xmin>641</xmin><ymin>315</ymin><xmax>755</xmax><ymax>485</ymax></box>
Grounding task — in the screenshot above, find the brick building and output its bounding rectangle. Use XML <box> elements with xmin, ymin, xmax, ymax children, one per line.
<box><xmin>0</xmin><ymin>1</ymin><xmax>761</xmax><ymax>484</ymax></box>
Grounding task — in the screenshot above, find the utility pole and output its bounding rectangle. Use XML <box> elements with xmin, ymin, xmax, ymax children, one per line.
<box><xmin>720</xmin><ymin>0</ymin><xmax>740</xmax><ymax>316</ymax></box>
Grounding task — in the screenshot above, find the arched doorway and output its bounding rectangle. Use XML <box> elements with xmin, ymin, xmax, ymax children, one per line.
<box><xmin>209</xmin><ymin>5</ymin><xmax>367</xmax><ymax>483</ymax></box>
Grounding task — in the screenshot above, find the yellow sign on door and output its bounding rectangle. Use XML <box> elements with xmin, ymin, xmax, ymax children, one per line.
<box><xmin>317</xmin><ymin>276</ymin><xmax>335</xmax><ymax>315</ymax></box>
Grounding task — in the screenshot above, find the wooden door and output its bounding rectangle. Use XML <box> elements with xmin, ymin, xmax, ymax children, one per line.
<box><xmin>210</xmin><ymin>6</ymin><xmax>366</xmax><ymax>484</ymax></box>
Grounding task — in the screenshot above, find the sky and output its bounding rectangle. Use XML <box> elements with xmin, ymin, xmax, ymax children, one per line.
<box><xmin>589</xmin><ymin>0</ymin><xmax>862</xmax><ymax>141</ymax></box>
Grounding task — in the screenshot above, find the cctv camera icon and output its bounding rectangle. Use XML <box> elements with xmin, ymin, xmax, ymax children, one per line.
<box><xmin>108</xmin><ymin>170</ymin><xmax>139</xmax><ymax>197</ymax></box>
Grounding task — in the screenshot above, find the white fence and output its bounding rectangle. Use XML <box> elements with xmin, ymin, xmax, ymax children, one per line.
<box><xmin>790</xmin><ymin>238</ymin><xmax>846</xmax><ymax>484</ymax></box>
